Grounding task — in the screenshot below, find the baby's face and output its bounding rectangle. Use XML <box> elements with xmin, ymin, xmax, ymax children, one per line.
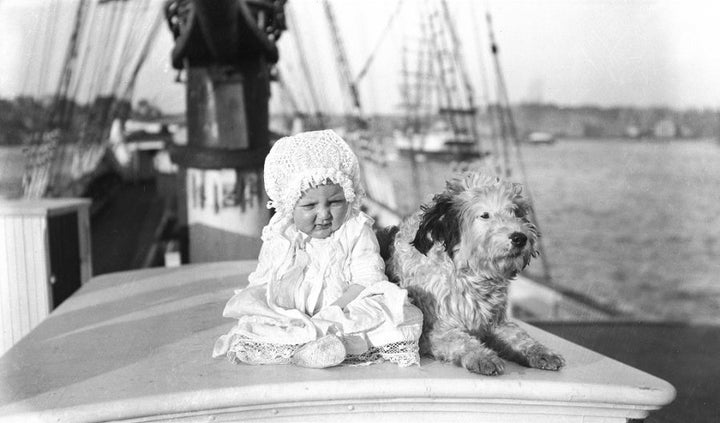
<box><xmin>293</xmin><ymin>183</ymin><xmax>349</xmax><ymax>239</ymax></box>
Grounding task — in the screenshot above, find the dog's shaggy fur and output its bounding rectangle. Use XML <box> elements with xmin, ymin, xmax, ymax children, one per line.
<box><xmin>381</xmin><ymin>172</ymin><xmax>565</xmax><ymax>375</ymax></box>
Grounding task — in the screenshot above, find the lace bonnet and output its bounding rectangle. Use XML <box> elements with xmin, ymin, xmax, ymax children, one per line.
<box><xmin>264</xmin><ymin>129</ymin><xmax>364</xmax><ymax>217</ymax></box>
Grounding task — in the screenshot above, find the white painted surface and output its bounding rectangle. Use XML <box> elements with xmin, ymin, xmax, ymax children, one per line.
<box><xmin>0</xmin><ymin>198</ymin><xmax>91</xmax><ymax>356</ymax></box>
<box><xmin>186</xmin><ymin>169</ymin><xmax>269</xmax><ymax>262</ymax></box>
<box><xmin>0</xmin><ymin>261</ymin><xmax>675</xmax><ymax>422</ymax></box>
<box><xmin>0</xmin><ymin>214</ymin><xmax>51</xmax><ymax>356</ymax></box>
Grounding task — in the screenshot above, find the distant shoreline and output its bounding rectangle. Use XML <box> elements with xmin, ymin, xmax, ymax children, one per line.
<box><xmin>545</xmin><ymin>136</ymin><xmax>717</xmax><ymax>143</ymax></box>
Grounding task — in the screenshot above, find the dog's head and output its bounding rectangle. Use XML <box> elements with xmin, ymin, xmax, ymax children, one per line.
<box><xmin>411</xmin><ymin>172</ymin><xmax>539</xmax><ymax>279</ymax></box>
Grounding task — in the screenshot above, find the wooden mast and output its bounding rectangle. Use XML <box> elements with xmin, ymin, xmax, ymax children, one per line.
<box><xmin>165</xmin><ymin>0</ymin><xmax>286</xmax><ymax>262</ymax></box>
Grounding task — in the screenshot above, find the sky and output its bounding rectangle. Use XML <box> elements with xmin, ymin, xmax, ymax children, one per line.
<box><xmin>1</xmin><ymin>0</ymin><xmax>720</xmax><ymax>114</ymax></box>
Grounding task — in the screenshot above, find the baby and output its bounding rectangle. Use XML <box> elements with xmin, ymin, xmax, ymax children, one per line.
<box><xmin>213</xmin><ymin>130</ymin><xmax>423</xmax><ymax>368</ymax></box>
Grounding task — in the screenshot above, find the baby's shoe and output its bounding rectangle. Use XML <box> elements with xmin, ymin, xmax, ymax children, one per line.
<box><xmin>291</xmin><ymin>335</ymin><xmax>346</xmax><ymax>368</ymax></box>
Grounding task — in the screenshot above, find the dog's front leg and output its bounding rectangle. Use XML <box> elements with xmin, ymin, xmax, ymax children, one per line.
<box><xmin>487</xmin><ymin>321</ymin><xmax>565</xmax><ymax>371</ymax></box>
<box><xmin>428</xmin><ymin>325</ymin><xmax>505</xmax><ymax>376</ymax></box>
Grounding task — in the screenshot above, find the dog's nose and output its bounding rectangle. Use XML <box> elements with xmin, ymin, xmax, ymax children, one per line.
<box><xmin>509</xmin><ymin>232</ymin><xmax>527</xmax><ymax>248</ymax></box>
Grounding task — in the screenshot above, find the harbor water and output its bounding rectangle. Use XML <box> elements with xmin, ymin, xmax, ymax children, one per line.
<box><xmin>520</xmin><ymin>138</ymin><xmax>720</xmax><ymax>323</ymax></box>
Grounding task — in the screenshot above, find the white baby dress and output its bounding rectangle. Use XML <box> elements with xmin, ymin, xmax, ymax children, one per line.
<box><xmin>213</xmin><ymin>211</ymin><xmax>423</xmax><ymax>367</ymax></box>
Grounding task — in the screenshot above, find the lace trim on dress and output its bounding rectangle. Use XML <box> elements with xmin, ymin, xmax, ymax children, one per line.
<box><xmin>344</xmin><ymin>340</ymin><xmax>421</xmax><ymax>368</ymax></box>
<box><xmin>224</xmin><ymin>336</ymin><xmax>420</xmax><ymax>367</ymax></box>
<box><xmin>226</xmin><ymin>335</ymin><xmax>302</xmax><ymax>366</ymax></box>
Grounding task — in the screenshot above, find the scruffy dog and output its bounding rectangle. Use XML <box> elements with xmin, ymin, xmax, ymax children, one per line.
<box><xmin>379</xmin><ymin>172</ymin><xmax>565</xmax><ymax>375</ymax></box>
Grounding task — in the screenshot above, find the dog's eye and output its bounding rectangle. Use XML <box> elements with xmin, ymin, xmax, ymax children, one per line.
<box><xmin>479</xmin><ymin>212</ymin><xmax>490</xmax><ymax>219</ymax></box>
<box><xmin>513</xmin><ymin>208</ymin><xmax>526</xmax><ymax>218</ymax></box>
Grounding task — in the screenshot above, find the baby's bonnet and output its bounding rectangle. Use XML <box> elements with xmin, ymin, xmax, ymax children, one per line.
<box><xmin>263</xmin><ymin>129</ymin><xmax>364</xmax><ymax>219</ymax></box>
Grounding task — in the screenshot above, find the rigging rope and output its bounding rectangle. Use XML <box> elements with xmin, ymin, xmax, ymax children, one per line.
<box><xmin>85</xmin><ymin>1</ymin><xmax>123</xmax><ymax>106</ymax></box>
<box><xmin>439</xmin><ymin>0</ymin><xmax>478</xmax><ymax>144</ymax></box>
<box><xmin>468</xmin><ymin>0</ymin><xmax>502</xmax><ymax>175</ymax></box>
<box><xmin>486</xmin><ymin>11</ymin><xmax>554</xmax><ymax>286</ymax></box>
<box><xmin>19</xmin><ymin>4</ymin><xmax>44</xmax><ymax>97</ymax></box>
<box><xmin>424</xmin><ymin>2</ymin><xmax>457</xmax><ymax>130</ymax></box>
<box><xmin>36</xmin><ymin>0</ymin><xmax>60</xmax><ymax>100</ymax></box>
<box><xmin>277</xmin><ymin>61</ymin><xmax>311</xmax><ymax>116</ymax></box>
<box><xmin>273</xmin><ymin>69</ymin><xmax>302</xmax><ymax>119</ymax></box>
<box><xmin>322</xmin><ymin>0</ymin><xmax>360</xmax><ymax>117</ymax></box>
<box><xmin>53</xmin><ymin>0</ymin><xmax>89</xmax><ymax>128</ymax></box>
<box><xmin>66</xmin><ymin>0</ymin><xmax>100</xmax><ymax>118</ymax></box>
<box><xmin>79</xmin><ymin>4</ymin><xmax>109</xmax><ymax>106</ymax></box>
<box><xmin>23</xmin><ymin>0</ymin><xmax>65</xmax><ymax>199</ymax></box>
<box><xmin>22</xmin><ymin>0</ymin><xmax>169</xmax><ymax>198</ymax></box>
<box><xmin>285</xmin><ymin>4</ymin><xmax>326</xmax><ymax>126</ymax></box>
<box><xmin>353</xmin><ymin>0</ymin><xmax>404</xmax><ymax>85</ymax></box>
<box><xmin>108</xmin><ymin>0</ymin><xmax>148</xmax><ymax>97</ymax></box>
<box><xmin>121</xmin><ymin>6</ymin><xmax>165</xmax><ymax>102</ymax></box>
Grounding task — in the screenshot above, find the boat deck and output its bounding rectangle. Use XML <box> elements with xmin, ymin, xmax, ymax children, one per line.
<box><xmin>0</xmin><ymin>262</ymin><xmax>675</xmax><ymax>422</ymax></box>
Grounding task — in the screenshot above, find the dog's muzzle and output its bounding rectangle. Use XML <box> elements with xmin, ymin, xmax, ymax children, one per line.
<box><xmin>509</xmin><ymin>232</ymin><xmax>528</xmax><ymax>248</ymax></box>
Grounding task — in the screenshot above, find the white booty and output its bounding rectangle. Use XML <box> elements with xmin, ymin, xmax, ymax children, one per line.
<box><xmin>291</xmin><ymin>335</ymin><xmax>346</xmax><ymax>368</ymax></box>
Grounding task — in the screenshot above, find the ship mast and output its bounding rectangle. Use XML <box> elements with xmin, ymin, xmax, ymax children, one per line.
<box><xmin>165</xmin><ymin>0</ymin><xmax>287</xmax><ymax>262</ymax></box>
<box><xmin>425</xmin><ymin>0</ymin><xmax>483</xmax><ymax>161</ymax></box>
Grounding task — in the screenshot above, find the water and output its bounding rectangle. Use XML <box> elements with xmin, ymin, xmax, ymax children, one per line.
<box><xmin>369</xmin><ymin>137</ymin><xmax>719</xmax><ymax>322</ymax></box>
<box><xmin>519</xmin><ymin>138</ymin><xmax>720</xmax><ymax>323</ymax></box>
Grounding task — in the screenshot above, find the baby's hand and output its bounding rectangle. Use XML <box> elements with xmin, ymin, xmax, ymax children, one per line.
<box><xmin>330</xmin><ymin>284</ymin><xmax>365</xmax><ymax>310</ymax></box>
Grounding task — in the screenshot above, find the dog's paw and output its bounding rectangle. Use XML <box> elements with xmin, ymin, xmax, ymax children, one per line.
<box><xmin>461</xmin><ymin>350</ymin><xmax>505</xmax><ymax>376</ymax></box>
<box><xmin>525</xmin><ymin>346</ymin><xmax>565</xmax><ymax>371</ymax></box>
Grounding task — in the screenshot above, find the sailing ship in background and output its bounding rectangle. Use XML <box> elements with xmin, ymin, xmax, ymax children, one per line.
<box><xmin>392</xmin><ymin>0</ymin><xmax>485</xmax><ymax>164</ymax></box>
<box><xmin>2</xmin><ymin>0</ymin><xmax>611</xmax><ymax>320</ymax></box>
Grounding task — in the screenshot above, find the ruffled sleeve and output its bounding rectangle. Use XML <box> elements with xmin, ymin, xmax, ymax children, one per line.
<box><xmin>347</xmin><ymin>213</ymin><xmax>388</xmax><ymax>288</ymax></box>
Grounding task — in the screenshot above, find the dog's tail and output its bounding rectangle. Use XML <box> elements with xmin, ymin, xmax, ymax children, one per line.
<box><xmin>375</xmin><ymin>225</ymin><xmax>399</xmax><ymax>262</ymax></box>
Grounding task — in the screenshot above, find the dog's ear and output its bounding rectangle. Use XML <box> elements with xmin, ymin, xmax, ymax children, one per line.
<box><xmin>411</xmin><ymin>193</ymin><xmax>461</xmax><ymax>257</ymax></box>
<box><xmin>509</xmin><ymin>182</ymin><xmax>533</xmax><ymax>218</ymax></box>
